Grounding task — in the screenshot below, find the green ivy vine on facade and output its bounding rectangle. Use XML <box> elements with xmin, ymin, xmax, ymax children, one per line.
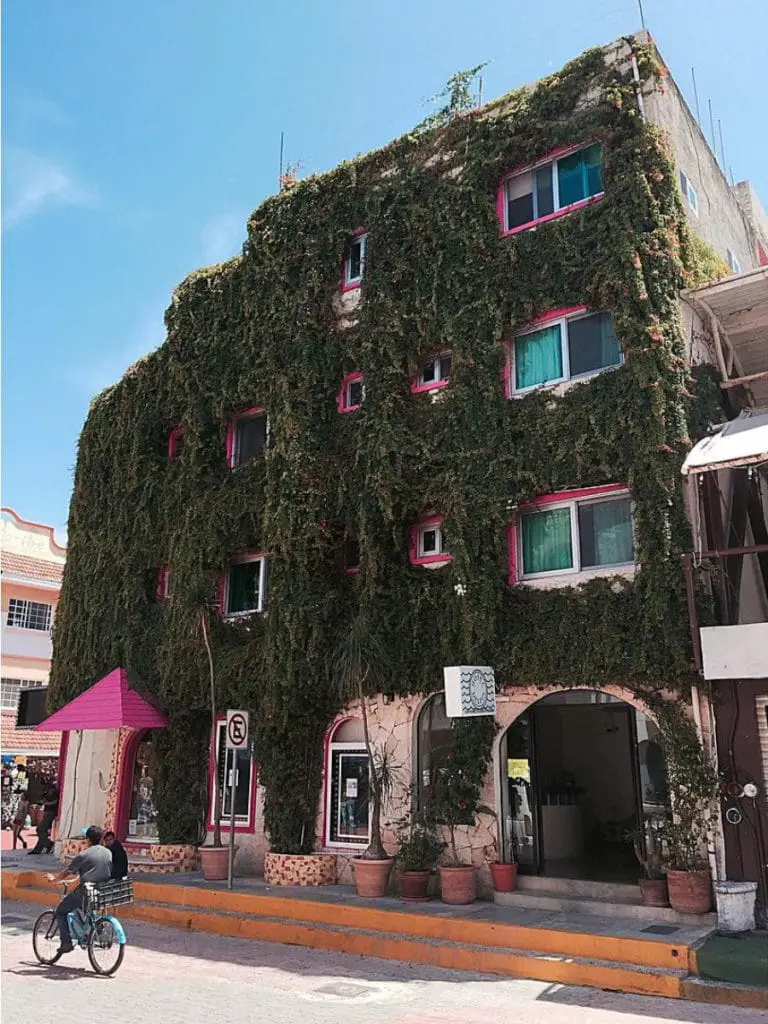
<box><xmin>50</xmin><ymin>41</ymin><xmax>724</xmax><ymax>851</ymax></box>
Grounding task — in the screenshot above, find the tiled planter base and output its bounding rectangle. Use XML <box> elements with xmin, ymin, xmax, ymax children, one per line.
<box><xmin>264</xmin><ymin>852</ymin><xmax>337</xmax><ymax>887</ymax></box>
<box><xmin>150</xmin><ymin>844</ymin><xmax>199</xmax><ymax>871</ymax></box>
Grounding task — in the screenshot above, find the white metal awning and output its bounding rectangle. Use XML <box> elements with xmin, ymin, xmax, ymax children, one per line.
<box><xmin>682</xmin><ymin>412</ymin><xmax>768</xmax><ymax>475</ymax></box>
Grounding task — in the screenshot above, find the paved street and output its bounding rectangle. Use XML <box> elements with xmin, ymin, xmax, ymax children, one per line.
<box><xmin>2</xmin><ymin>900</ymin><xmax>763</xmax><ymax>1024</ymax></box>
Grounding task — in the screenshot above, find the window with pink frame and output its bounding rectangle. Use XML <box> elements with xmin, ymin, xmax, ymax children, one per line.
<box><xmin>409</xmin><ymin>516</ymin><xmax>452</xmax><ymax>566</ymax></box>
<box><xmin>498</xmin><ymin>142</ymin><xmax>604</xmax><ymax>236</ymax></box>
<box><xmin>155</xmin><ymin>567</ymin><xmax>171</xmax><ymax>600</ymax></box>
<box><xmin>338</xmin><ymin>372</ymin><xmax>365</xmax><ymax>413</ymax></box>
<box><xmin>508</xmin><ymin>485</ymin><xmax>635</xmax><ymax>585</ymax></box>
<box><xmin>412</xmin><ymin>350</ymin><xmax>452</xmax><ymax>394</ymax></box>
<box><xmin>167</xmin><ymin>426</ymin><xmax>185</xmax><ymax>459</ymax></box>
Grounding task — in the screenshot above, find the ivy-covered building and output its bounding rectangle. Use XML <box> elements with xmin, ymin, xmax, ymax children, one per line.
<box><xmin>48</xmin><ymin>31</ymin><xmax>767</xmax><ymax>889</ymax></box>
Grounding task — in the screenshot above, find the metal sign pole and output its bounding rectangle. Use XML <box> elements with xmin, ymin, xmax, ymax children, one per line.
<box><xmin>227</xmin><ymin>748</ymin><xmax>236</xmax><ymax>890</ymax></box>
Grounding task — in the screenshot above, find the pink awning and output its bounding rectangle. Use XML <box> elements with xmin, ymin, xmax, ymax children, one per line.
<box><xmin>36</xmin><ymin>668</ymin><xmax>168</xmax><ymax>731</ymax></box>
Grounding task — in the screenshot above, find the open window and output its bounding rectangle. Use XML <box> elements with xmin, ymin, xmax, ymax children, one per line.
<box><xmin>412</xmin><ymin>350</ymin><xmax>452</xmax><ymax>394</ymax></box>
<box><xmin>342</xmin><ymin>232</ymin><xmax>368</xmax><ymax>291</ymax></box>
<box><xmin>499</xmin><ymin>143</ymin><xmax>603</xmax><ymax>235</ymax></box>
<box><xmin>223</xmin><ymin>554</ymin><xmax>267</xmax><ymax>616</ymax></box>
<box><xmin>338</xmin><ymin>372</ymin><xmax>365</xmax><ymax>413</ymax></box>
<box><xmin>409</xmin><ymin>516</ymin><xmax>452</xmax><ymax>567</ymax></box>
<box><xmin>167</xmin><ymin>426</ymin><xmax>185</xmax><ymax>460</ymax></box>
<box><xmin>507</xmin><ymin>308</ymin><xmax>621</xmax><ymax>394</ymax></box>
<box><xmin>227</xmin><ymin>408</ymin><xmax>268</xmax><ymax>468</ymax></box>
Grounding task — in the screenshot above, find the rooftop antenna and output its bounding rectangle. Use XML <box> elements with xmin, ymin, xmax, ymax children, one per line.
<box><xmin>717</xmin><ymin>119</ymin><xmax>727</xmax><ymax>176</ymax></box>
<box><xmin>707</xmin><ymin>99</ymin><xmax>717</xmax><ymax>161</ymax></box>
<box><xmin>478</xmin><ymin>74</ymin><xmax>484</xmax><ymax>107</ymax></box>
<box><xmin>279</xmin><ymin>131</ymin><xmax>285</xmax><ymax>191</ymax></box>
<box><xmin>637</xmin><ymin>0</ymin><xmax>646</xmax><ymax>29</ymax></box>
<box><xmin>690</xmin><ymin>67</ymin><xmax>701</xmax><ymax>124</ymax></box>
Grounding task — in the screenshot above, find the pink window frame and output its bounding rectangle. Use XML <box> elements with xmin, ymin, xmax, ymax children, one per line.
<box><xmin>321</xmin><ymin>717</ymin><xmax>370</xmax><ymax>849</ymax></box>
<box><xmin>167</xmin><ymin>426</ymin><xmax>185</xmax><ymax>459</ymax></box>
<box><xmin>507</xmin><ymin>483</ymin><xmax>628</xmax><ymax>585</ymax></box>
<box><xmin>503</xmin><ymin>306</ymin><xmax>588</xmax><ymax>398</ymax></box>
<box><xmin>409</xmin><ymin>515</ymin><xmax>453</xmax><ymax>566</ymax></box>
<box><xmin>206</xmin><ymin>715</ymin><xmax>258</xmax><ymax>834</ymax></box>
<box><xmin>218</xmin><ymin>550</ymin><xmax>267</xmax><ymax>617</ymax></box>
<box><xmin>337</xmin><ymin>372</ymin><xmax>364</xmax><ymax>414</ymax></box>
<box><xmin>226</xmin><ymin>407</ymin><xmax>266</xmax><ymax>469</ymax></box>
<box><xmin>411</xmin><ymin>349</ymin><xmax>453</xmax><ymax>394</ymax></box>
<box><xmin>340</xmin><ymin>228</ymin><xmax>368</xmax><ymax>293</ymax></box>
<box><xmin>496</xmin><ymin>141</ymin><xmax>604</xmax><ymax>237</ymax></box>
<box><xmin>156</xmin><ymin>567</ymin><xmax>171</xmax><ymax>600</ymax></box>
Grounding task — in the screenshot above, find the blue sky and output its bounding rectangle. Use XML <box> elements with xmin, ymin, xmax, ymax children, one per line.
<box><xmin>3</xmin><ymin>0</ymin><xmax>767</xmax><ymax>542</ymax></box>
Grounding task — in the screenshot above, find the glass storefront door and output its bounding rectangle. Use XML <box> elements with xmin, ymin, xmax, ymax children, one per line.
<box><xmin>128</xmin><ymin>733</ymin><xmax>159</xmax><ymax>841</ymax></box>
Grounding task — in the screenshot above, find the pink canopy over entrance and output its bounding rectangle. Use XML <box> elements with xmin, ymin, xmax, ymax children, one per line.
<box><xmin>36</xmin><ymin>668</ymin><xmax>168</xmax><ymax>731</ymax></box>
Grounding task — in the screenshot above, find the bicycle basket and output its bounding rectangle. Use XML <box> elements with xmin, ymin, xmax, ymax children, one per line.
<box><xmin>88</xmin><ymin>878</ymin><xmax>134</xmax><ymax>910</ymax></box>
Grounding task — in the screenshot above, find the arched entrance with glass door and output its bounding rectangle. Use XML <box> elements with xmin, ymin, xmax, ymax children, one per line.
<box><xmin>499</xmin><ymin>690</ymin><xmax>668</xmax><ymax>882</ymax></box>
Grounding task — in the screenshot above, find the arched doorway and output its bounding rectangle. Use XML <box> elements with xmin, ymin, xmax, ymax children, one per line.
<box><xmin>324</xmin><ymin>719</ymin><xmax>371</xmax><ymax>850</ymax></box>
<box><xmin>499</xmin><ymin>690</ymin><xmax>668</xmax><ymax>882</ymax></box>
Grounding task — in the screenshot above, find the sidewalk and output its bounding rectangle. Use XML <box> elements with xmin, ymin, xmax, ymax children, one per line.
<box><xmin>3</xmin><ymin>855</ymin><xmax>766</xmax><ymax>1011</ymax></box>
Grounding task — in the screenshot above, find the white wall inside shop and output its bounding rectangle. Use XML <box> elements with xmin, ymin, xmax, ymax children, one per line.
<box><xmin>58</xmin><ymin>730</ymin><xmax>114</xmax><ymax>838</ymax></box>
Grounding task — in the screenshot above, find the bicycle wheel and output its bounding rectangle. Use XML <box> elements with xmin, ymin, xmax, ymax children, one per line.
<box><xmin>87</xmin><ymin>917</ymin><xmax>125</xmax><ymax>976</ymax></box>
<box><xmin>32</xmin><ymin>911</ymin><xmax>62</xmax><ymax>965</ymax></box>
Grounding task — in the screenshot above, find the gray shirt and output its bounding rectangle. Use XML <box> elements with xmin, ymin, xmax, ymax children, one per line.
<box><xmin>69</xmin><ymin>844</ymin><xmax>112</xmax><ymax>884</ymax></box>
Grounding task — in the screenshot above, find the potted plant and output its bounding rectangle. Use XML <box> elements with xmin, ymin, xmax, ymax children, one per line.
<box><xmin>628</xmin><ymin>821</ymin><xmax>668</xmax><ymax>907</ymax></box>
<box><xmin>334</xmin><ymin>616</ymin><xmax>399</xmax><ymax>898</ymax></box>
<box><xmin>483</xmin><ymin>821</ymin><xmax>518</xmax><ymax>894</ymax></box>
<box><xmin>662</xmin><ymin>819</ymin><xmax>713</xmax><ymax>914</ymax></box>
<box><xmin>197</xmin><ymin>608</ymin><xmax>232</xmax><ymax>881</ymax></box>
<box><xmin>395</xmin><ymin>807</ymin><xmax>445</xmax><ymax>901</ymax></box>
<box><xmin>432</xmin><ymin>719</ymin><xmax>496</xmax><ymax>905</ymax></box>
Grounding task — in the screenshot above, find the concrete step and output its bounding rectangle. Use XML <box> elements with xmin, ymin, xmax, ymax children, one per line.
<box><xmin>516</xmin><ymin>875</ymin><xmax>641</xmax><ymax>900</ymax></box>
<box><xmin>127</xmin><ymin>855</ymin><xmax>182</xmax><ymax>874</ymax></box>
<box><xmin>495</xmin><ymin>889</ymin><xmax>717</xmax><ymax>928</ymax></box>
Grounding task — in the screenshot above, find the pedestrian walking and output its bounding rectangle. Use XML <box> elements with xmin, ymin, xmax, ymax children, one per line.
<box><xmin>12</xmin><ymin>792</ymin><xmax>30</xmax><ymax>849</ymax></box>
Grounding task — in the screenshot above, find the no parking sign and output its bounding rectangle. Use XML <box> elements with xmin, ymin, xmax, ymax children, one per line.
<box><xmin>226</xmin><ymin>710</ymin><xmax>249</xmax><ymax>750</ymax></box>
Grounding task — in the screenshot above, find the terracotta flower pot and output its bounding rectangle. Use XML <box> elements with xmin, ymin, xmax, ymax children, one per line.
<box><xmin>667</xmin><ymin>869</ymin><xmax>712</xmax><ymax>914</ymax></box>
<box><xmin>490</xmin><ymin>862</ymin><xmax>518</xmax><ymax>893</ymax></box>
<box><xmin>352</xmin><ymin>857</ymin><xmax>393</xmax><ymax>897</ymax></box>
<box><xmin>400</xmin><ymin>870</ymin><xmax>431</xmax><ymax>901</ymax></box>
<box><xmin>439</xmin><ymin>865</ymin><xmax>476</xmax><ymax>905</ymax></box>
<box><xmin>639</xmin><ymin>877</ymin><xmax>669</xmax><ymax>908</ymax></box>
<box><xmin>199</xmin><ymin>845</ymin><xmax>231</xmax><ymax>881</ymax></box>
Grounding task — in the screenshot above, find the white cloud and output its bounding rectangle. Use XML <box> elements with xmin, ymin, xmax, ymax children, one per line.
<box><xmin>3</xmin><ymin>147</ymin><xmax>97</xmax><ymax>227</ymax></box>
<box><xmin>200</xmin><ymin>213</ymin><xmax>244</xmax><ymax>264</ymax></box>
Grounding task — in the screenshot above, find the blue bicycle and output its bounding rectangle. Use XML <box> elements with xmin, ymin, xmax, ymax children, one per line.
<box><xmin>32</xmin><ymin>878</ymin><xmax>132</xmax><ymax>976</ymax></box>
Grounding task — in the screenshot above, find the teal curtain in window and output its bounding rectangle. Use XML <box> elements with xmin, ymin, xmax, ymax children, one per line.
<box><xmin>515</xmin><ymin>325</ymin><xmax>563</xmax><ymax>389</ymax></box>
<box><xmin>557</xmin><ymin>144</ymin><xmax>603</xmax><ymax>207</ymax></box>
<box><xmin>578</xmin><ymin>497</ymin><xmax>634</xmax><ymax>568</ymax></box>
<box><xmin>522</xmin><ymin>508</ymin><xmax>573</xmax><ymax>574</ymax></box>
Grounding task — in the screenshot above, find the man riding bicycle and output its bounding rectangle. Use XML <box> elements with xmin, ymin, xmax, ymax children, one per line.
<box><xmin>47</xmin><ymin>825</ymin><xmax>112</xmax><ymax>955</ymax></box>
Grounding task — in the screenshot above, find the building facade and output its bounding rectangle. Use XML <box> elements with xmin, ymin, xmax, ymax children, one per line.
<box><xmin>49</xmin><ymin>33</ymin><xmax>766</xmax><ymax>898</ymax></box>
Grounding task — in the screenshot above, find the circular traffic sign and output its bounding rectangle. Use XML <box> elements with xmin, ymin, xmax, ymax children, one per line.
<box><xmin>227</xmin><ymin>712</ymin><xmax>247</xmax><ymax>747</ymax></box>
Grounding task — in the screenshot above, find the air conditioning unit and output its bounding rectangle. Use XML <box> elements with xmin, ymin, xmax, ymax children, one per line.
<box><xmin>443</xmin><ymin>666</ymin><xmax>496</xmax><ymax>718</ymax></box>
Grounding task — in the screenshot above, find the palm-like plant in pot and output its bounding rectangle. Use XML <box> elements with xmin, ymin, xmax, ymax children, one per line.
<box><xmin>333</xmin><ymin>615</ymin><xmax>399</xmax><ymax>897</ymax></box>
<box><xmin>394</xmin><ymin>805</ymin><xmax>445</xmax><ymax>901</ymax></box>
<box><xmin>627</xmin><ymin>818</ymin><xmax>668</xmax><ymax>907</ymax></box>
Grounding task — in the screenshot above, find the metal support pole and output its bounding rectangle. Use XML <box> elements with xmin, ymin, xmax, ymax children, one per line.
<box><xmin>227</xmin><ymin>749</ymin><xmax>236</xmax><ymax>890</ymax></box>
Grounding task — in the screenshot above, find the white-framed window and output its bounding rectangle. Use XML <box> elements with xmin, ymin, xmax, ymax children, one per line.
<box><xmin>679</xmin><ymin>170</ymin><xmax>699</xmax><ymax>216</ymax></box>
<box><xmin>6</xmin><ymin>598</ymin><xmax>52</xmax><ymax>632</ymax></box>
<box><xmin>0</xmin><ymin>678</ymin><xmax>42</xmax><ymax>712</ymax></box>
<box><xmin>326</xmin><ymin>741</ymin><xmax>371</xmax><ymax>847</ymax></box>
<box><xmin>417</xmin><ymin>521</ymin><xmax>443</xmax><ymax>558</ymax></box>
<box><xmin>343</xmin><ymin>233</ymin><xmax>368</xmax><ymax>288</ymax></box>
<box><xmin>230</xmin><ymin>410</ymin><xmax>268</xmax><ymax>468</ymax></box>
<box><xmin>520</xmin><ymin>491</ymin><xmax>635</xmax><ymax>580</ymax></box>
<box><xmin>511</xmin><ymin>311</ymin><xmax>622</xmax><ymax>393</ymax></box>
<box><xmin>347</xmin><ymin>378</ymin><xmax>365</xmax><ymax>410</ymax></box>
<box><xmin>503</xmin><ymin>143</ymin><xmax>603</xmax><ymax>232</ymax></box>
<box><xmin>727</xmin><ymin>249</ymin><xmax>741</xmax><ymax>274</ymax></box>
<box><xmin>418</xmin><ymin>350</ymin><xmax>452</xmax><ymax>389</ymax></box>
<box><xmin>225</xmin><ymin>556</ymin><xmax>267</xmax><ymax>616</ymax></box>
<box><xmin>209</xmin><ymin>720</ymin><xmax>255</xmax><ymax>830</ymax></box>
